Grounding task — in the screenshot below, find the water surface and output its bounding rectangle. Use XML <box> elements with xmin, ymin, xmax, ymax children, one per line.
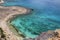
<box><xmin>3</xmin><ymin>0</ymin><xmax>60</xmax><ymax>38</ymax></box>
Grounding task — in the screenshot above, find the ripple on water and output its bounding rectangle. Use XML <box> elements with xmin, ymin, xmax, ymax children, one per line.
<box><xmin>10</xmin><ymin>11</ymin><xmax>60</xmax><ymax>38</ymax></box>
<box><xmin>3</xmin><ymin>0</ymin><xmax>60</xmax><ymax>38</ymax></box>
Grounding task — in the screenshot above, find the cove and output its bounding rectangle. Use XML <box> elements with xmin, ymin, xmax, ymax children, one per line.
<box><xmin>3</xmin><ymin>0</ymin><xmax>60</xmax><ymax>38</ymax></box>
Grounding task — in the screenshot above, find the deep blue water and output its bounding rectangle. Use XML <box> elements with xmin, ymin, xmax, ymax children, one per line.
<box><xmin>3</xmin><ymin>0</ymin><xmax>60</xmax><ymax>38</ymax></box>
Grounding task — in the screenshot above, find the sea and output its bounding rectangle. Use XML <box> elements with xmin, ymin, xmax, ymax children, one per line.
<box><xmin>2</xmin><ymin>0</ymin><xmax>60</xmax><ymax>38</ymax></box>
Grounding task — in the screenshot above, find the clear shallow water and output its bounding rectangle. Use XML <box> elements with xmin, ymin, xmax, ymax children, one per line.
<box><xmin>3</xmin><ymin>0</ymin><xmax>60</xmax><ymax>38</ymax></box>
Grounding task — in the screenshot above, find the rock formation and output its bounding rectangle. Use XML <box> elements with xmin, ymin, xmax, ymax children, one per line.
<box><xmin>0</xmin><ymin>6</ymin><xmax>31</xmax><ymax>40</ymax></box>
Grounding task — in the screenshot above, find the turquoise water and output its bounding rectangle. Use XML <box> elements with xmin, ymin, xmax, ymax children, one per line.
<box><xmin>3</xmin><ymin>0</ymin><xmax>60</xmax><ymax>38</ymax></box>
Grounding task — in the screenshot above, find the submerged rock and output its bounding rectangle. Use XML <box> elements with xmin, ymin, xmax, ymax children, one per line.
<box><xmin>23</xmin><ymin>38</ymin><xmax>34</xmax><ymax>40</ymax></box>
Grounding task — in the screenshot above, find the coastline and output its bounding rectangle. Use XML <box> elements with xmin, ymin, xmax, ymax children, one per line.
<box><xmin>0</xmin><ymin>0</ymin><xmax>60</xmax><ymax>40</ymax></box>
<box><xmin>0</xmin><ymin>6</ymin><xmax>31</xmax><ymax>40</ymax></box>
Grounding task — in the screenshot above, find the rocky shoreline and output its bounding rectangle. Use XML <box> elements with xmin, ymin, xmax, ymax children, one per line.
<box><xmin>0</xmin><ymin>0</ymin><xmax>60</xmax><ymax>40</ymax></box>
<box><xmin>0</xmin><ymin>6</ymin><xmax>31</xmax><ymax>40</ymax></box>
